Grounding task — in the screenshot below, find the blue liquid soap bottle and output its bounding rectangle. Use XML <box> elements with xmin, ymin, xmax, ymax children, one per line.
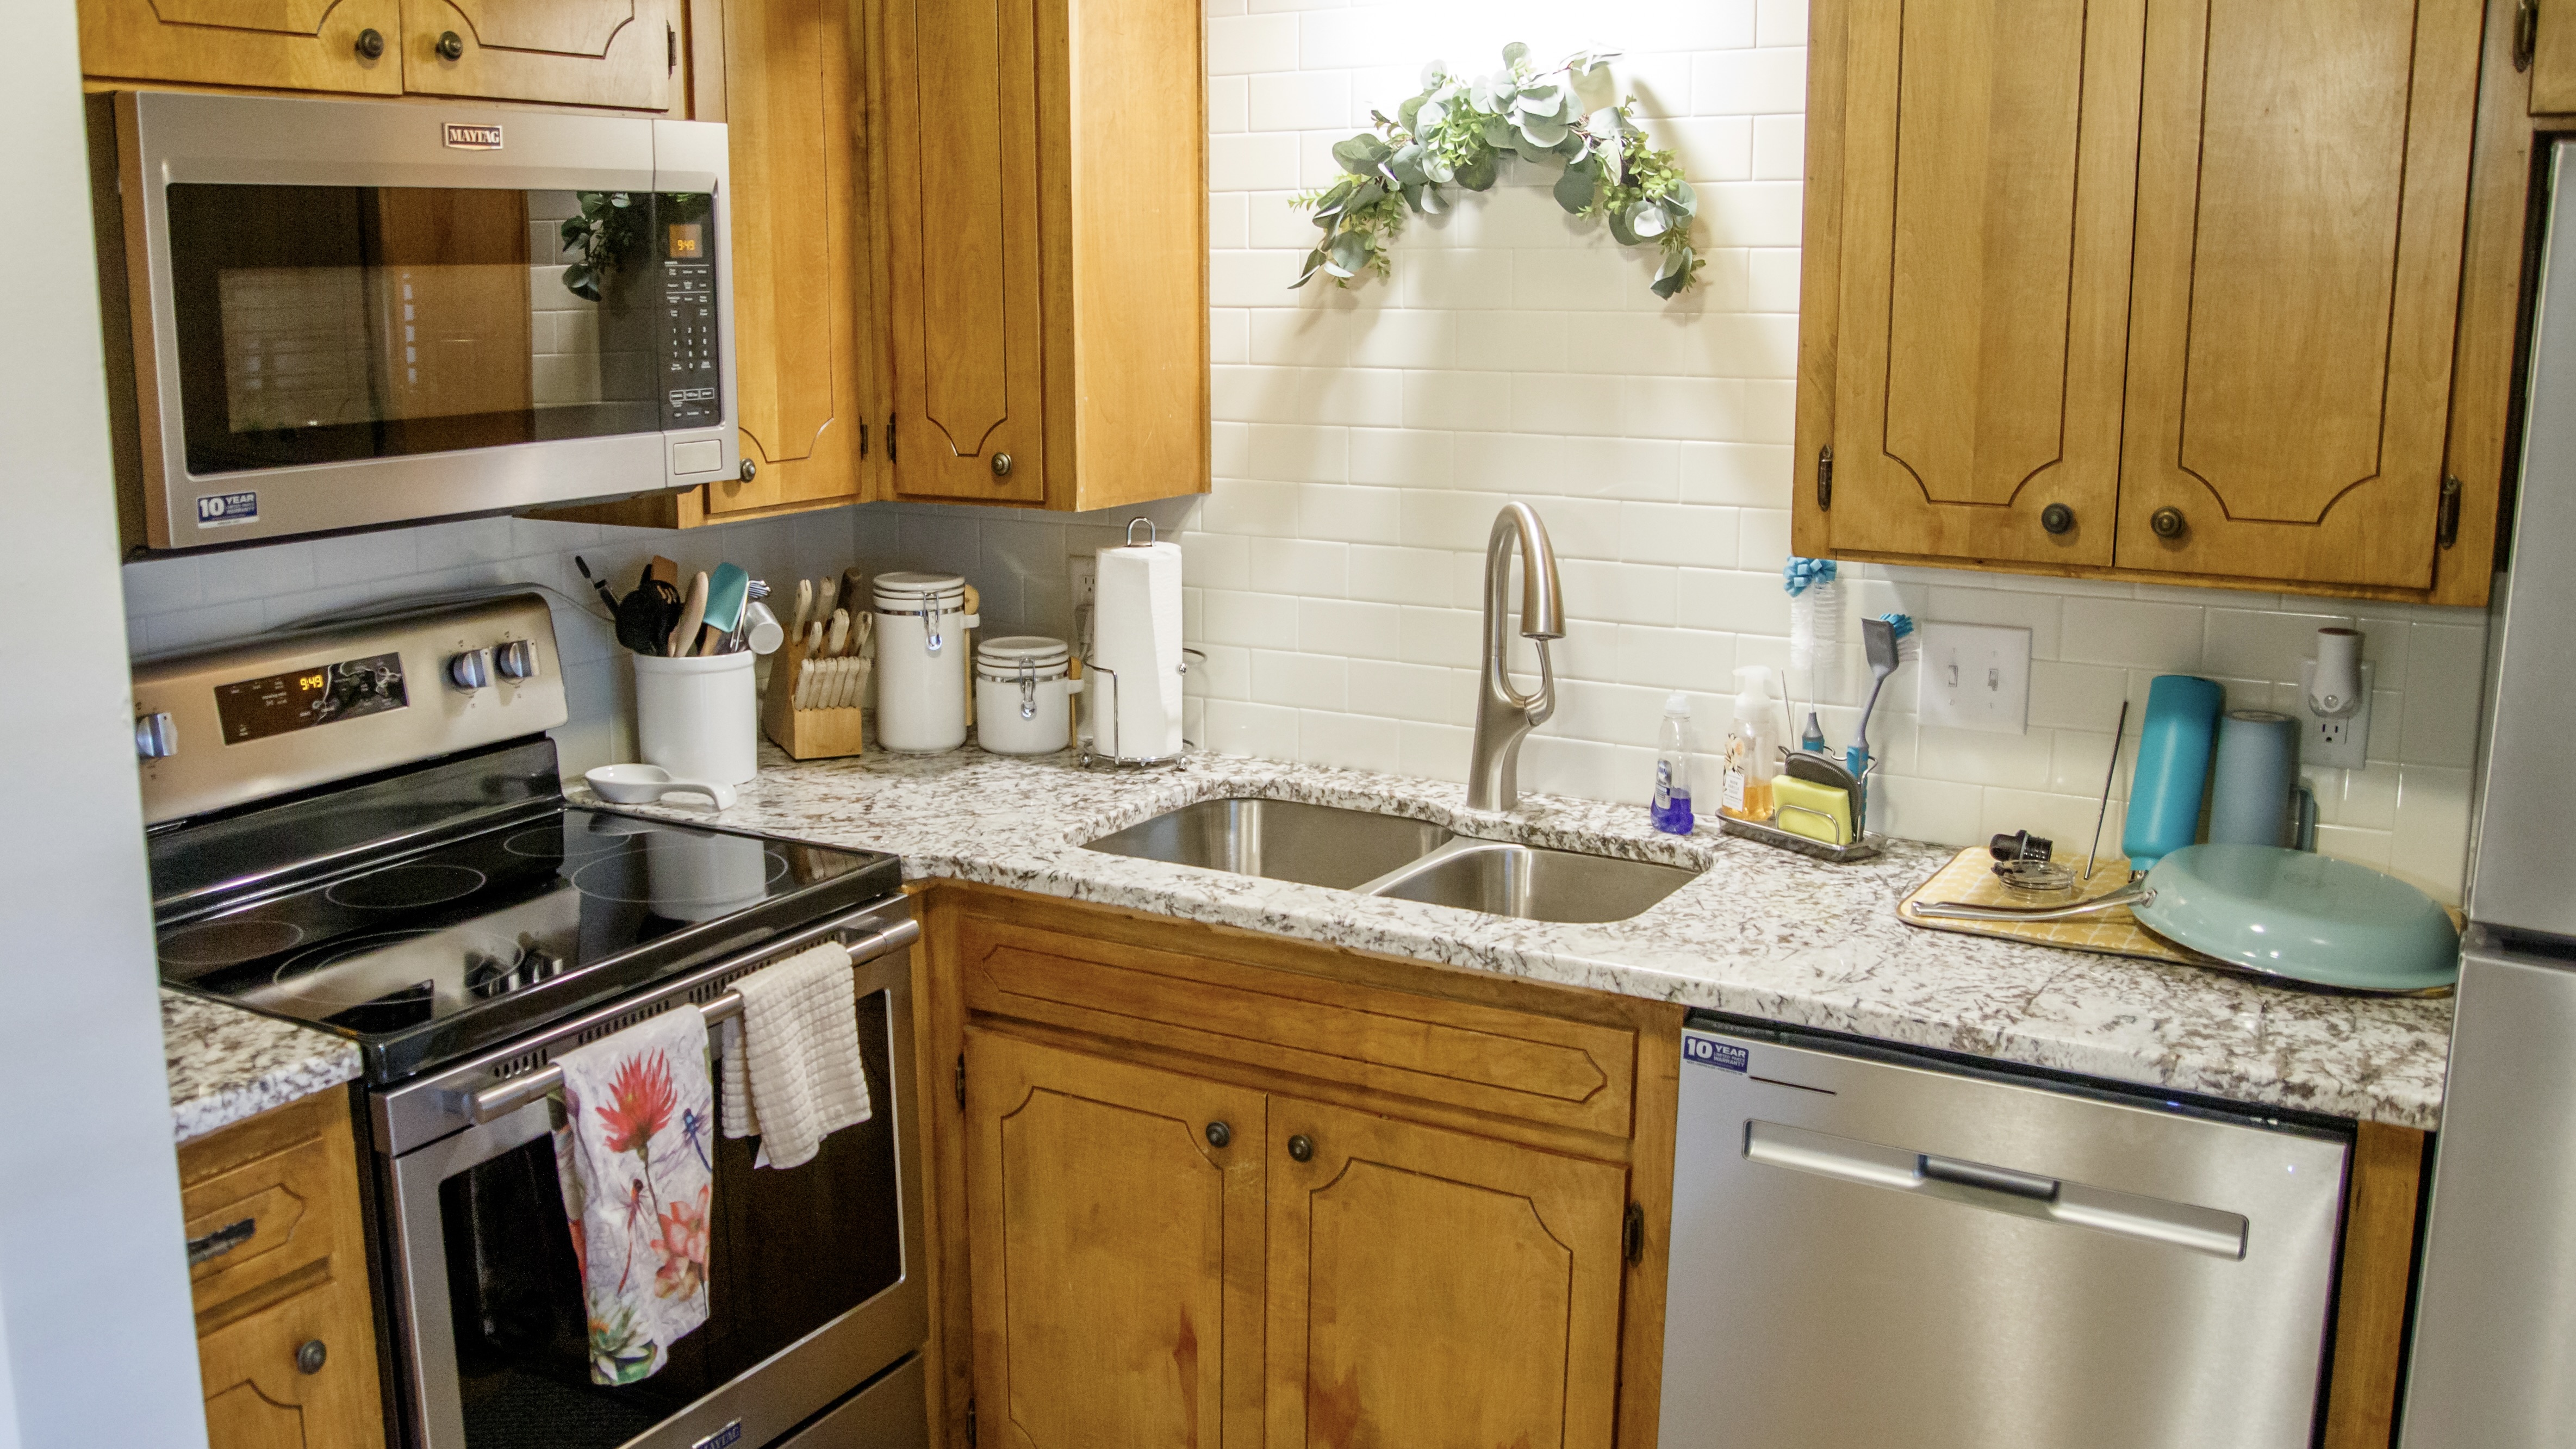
<box><xmin>1652</xmin><ymin>692</ymin><xmax>1695</xmax><ymax>835</ymax></box>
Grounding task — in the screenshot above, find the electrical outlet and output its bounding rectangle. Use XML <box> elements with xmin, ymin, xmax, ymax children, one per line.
<box><xmin>1917</xmin><ymin>622</ymin><xmax>2032</xmax><ymax>733</ymax></box>
<box><xmin>2297</xmin><ymin>659</ymin><xmax>2374</xmax><ymax>769</ymax></box>
<box><xmin>1068</xmin><ymin>555</ymin><xmax>1097</xmax><ymax>653</ymax></box>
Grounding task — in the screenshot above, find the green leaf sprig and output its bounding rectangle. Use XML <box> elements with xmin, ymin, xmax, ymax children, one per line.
<box><xmin>1293</xmin><ymin>44</ymin><xmax>1702</xmax><ymax>301</ymax></box>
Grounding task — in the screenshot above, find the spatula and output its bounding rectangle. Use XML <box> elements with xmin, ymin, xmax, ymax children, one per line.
<box><xmin>668</xmin><ymin>572</ymin><xmax>709</xmax><ymax>658</ymax></box>
<box><xmin>696</xmin><ymin>563</ymin><xmax>750</xmax><ymax>656</ymax></box>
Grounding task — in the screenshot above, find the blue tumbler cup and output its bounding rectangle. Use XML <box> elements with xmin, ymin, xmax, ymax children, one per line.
<box><xmin>2121</xmin><ymin>675</ymin><xmax>2225</xmax><ymax>870</ymax></box>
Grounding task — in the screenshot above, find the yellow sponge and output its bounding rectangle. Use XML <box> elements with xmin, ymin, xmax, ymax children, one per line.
<box><xmin>1771</xmin><ymin>775</ymin><xmax>1856</xmax><ymax>846</ymax></box>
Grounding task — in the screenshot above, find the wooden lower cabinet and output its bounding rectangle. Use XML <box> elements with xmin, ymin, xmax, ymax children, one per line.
<box><xmin>1267</xmin><ymin>1098</ymin><xmax>1627</xmax><ymax>1449</ymax></box>
<box><xmin>936</xmin><ymin>886</ymin><xmax>1678</xmax><ymax>1449</ymax></box>
<box><xmin>180</xmin><ymin>1090</ymin><xmax>385</xmax><ymax>1449</ymax></box>
<box><xmin>964</xmin><ymin>1028</ymin><xmax>1264</xmax><ymax>1448</ymax></box>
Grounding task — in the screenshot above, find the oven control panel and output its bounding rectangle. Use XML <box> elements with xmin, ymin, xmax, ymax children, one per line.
<box><xmin>131</xmin><ymin>594</ymin><xmax>568</xmax><ymax>825</ymax></box>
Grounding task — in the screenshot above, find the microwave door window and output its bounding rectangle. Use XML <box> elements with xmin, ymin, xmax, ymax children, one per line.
<box><xmin>165</xmin><ymin>185</ymin><xmax>677</xmax><ymax>476</ymax></box>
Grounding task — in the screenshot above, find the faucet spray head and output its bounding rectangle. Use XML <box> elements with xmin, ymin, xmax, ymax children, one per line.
<box><xmin>1502</xmin><ymin>501</ymin><xmax>1565</xmax><ymax>640</ymax></box>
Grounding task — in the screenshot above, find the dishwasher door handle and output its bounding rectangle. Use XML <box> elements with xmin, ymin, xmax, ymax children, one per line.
<box><xmin>1744</xmin><ymin>1120</ymin><xmax>2248</xmax><ymax>1259</ymax></box>
<box><xmin>1919</xmin><ymin>1152</ymin><xmax>2060</xmax><ymax>1202</ymax></box>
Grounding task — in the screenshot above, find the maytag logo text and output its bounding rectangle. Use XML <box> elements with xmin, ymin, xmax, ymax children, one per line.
<box><xmin>441</xmin><ymin>122</ymin><xmax>503</xmax><ymax>151</ymax></box>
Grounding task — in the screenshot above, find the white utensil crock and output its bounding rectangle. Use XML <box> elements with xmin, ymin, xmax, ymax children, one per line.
<box><xmin>632</xmin><ymin>651</ymin><xmax>758</xmax><ymax>785</ymax></box>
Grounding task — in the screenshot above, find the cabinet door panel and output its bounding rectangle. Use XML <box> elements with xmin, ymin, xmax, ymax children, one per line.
<box><xmin>1266</xmin><ymin>1099</ymin><xmax>1626</xmax><ymax>1449</ymax></box>
<box><xmin>2535</xmin><ymin>2</ymin><xmax>2576</xmax><ymax>114</ymax></box>
<box><xmin>197</xmin><ymin>1275</ymin><xmax>383</xmax><ymax>1449</ymax></box>
<box><xmin>966</xmin><ymin>1029</ymin><xmax>1264</xmax><ymax>1448</ymax></box>
<box><xmin>2121</xmin><ymin>0</ymin><xmax>2481</xmax><ymax>587</ymax></box>
<box><xmin>79</xmin><ymin>0</ymin><xmax>401</xmax><ymax>94</ymax></box>
<box><xmin>1828</xmin><ymin>0</ymin><xmax>2143</xmax><ymax>565</ymax></box>
<box><xmin>401</xmin><ymin>0</ymin><xmax>671</xmax><ymax>110</ymax></box>
<box><xmin>879</xmin><ymin>0</ymin><xmax>1047</xmax><ymax>501</ymax></box>
<box><xmin>707</xmin><ymin>0</ymin><xmax>870</xmax><ymax>514</ymax></box>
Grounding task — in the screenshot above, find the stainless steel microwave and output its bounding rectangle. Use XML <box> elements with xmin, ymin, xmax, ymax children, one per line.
<box><xmin>91</xmin><ymin>91</ymin><xmax>738</xmax><ymax>552</ymax></box>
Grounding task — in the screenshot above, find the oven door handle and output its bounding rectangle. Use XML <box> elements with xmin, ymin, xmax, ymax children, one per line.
<box><xmin>463</xmin><ymin>918</ymin><xmax>920</xmax><ymax>1125</ymax></box>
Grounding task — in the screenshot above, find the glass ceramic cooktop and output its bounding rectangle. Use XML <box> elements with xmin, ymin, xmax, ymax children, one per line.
<box><xmin>158</xmin><ymin>809</ymin><xmax>897</xmax><ymax>1078</ymax></box>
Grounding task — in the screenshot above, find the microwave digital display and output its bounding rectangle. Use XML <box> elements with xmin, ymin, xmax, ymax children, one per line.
<box><xmin>215</xmin><ymin>651</ymin><xmax>408</xmax><ymax>743</ymax></box>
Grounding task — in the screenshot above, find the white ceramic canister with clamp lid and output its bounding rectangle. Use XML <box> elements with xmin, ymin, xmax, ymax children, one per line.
<box><xmin>872</xmin><ymin>571</ymin><xmax>978</xmax><ymax>752</ymax></box>
<box><xmin>974</xmin><ymin>636</ymin><xmax>1082</xmax><ymax>754</ymax></box>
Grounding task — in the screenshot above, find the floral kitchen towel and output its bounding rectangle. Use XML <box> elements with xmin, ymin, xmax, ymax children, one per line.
<box><xmin>551</xmin><ymin>1006</ymin><xmax>716</xmax><ymax>1384</ymax></box>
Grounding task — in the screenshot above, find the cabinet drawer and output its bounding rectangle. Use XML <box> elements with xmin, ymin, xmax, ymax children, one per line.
<box><xmin>179</xmin><ymin>1093</ymin><xmax>361</xmax><ymax>1334</ymax></box>
<box><xmin>960</xmin><ymin>916</ymin><xmax>1637</xmax><ymax>1139</ymax></box>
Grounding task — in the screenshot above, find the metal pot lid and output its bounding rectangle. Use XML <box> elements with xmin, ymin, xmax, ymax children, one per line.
<box><xmin>975</xmin><ymin>635</ymin><xmax>1069</xmax><ymax>667</ymax></box>
<box><xmin>872</xmin><ymin>571</ymin><xmax>966</xmax><ymax>600</ymax></box>
<box><xmin>2136</xmin><ymin>844</ymin><xmax>2460</xmax><ymax>992</ymax></box>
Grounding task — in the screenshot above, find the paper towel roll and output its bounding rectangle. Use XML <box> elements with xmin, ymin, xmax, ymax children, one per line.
<box><xmin>1092</xmin><ymin>540</ymin><xmax>1185</xmax><ymax>760</ymax></box>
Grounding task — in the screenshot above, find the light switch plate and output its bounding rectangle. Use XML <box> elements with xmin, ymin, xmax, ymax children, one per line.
<box><xmin>1918</xmin><ymin>622</ymin><xmax>2032</xmax><ymax>733</ymax></box>
<box><xmin>2297</xmin><ymin>659</ymin><xmax>2374</xmax><ymax>769</ymax></box>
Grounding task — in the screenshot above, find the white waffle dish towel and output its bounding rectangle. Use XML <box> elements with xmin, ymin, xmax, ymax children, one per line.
<box><xmin>718</xmin><ymin>940</ymin><xmax>873</xmax><ymax>1169</ymax></box>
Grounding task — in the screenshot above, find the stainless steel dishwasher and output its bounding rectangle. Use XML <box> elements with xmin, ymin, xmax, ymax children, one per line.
<box><xmin>1658</xmin><ymin>1016</ymin><xmax>2353</xmax><ymax>1448</ymax></box>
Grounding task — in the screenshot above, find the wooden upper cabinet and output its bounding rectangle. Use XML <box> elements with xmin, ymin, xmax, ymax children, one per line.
<box><xmin>2533</xmin><ymin>0</ymin><xmax>2576</xmax><ymax>112</ymax></box>
<box><xmin>399</xmin><ymin>0</ymin><xmax>673</xmax><ymax>109</ymax></box>
<box><xmin>2120</xmin><ymin>0</ymin><xmax>2484</xmax><ymax>589</ymax></box>
<box><xmin>875</xmin><ymin>0</ymin><xmax>1208</xmax><ymax>511</ymax></box>
<box><xmin>964</xmin><ymin>1029</ymin><xmax>1264</xmax><ymax>1448</ymax></box>
<box><xmin>706</xmin><ymin>0</ymin><xmax>881</xmax><ymax>515</ymax></box>
<box><xmin>1265</xmin><ymin>1098</ymin><xmax>1628</xmax><ymax>1449</ymax></box>
<box><xmin>79</xmin><ymin>0</ymin><xmax>402</xmax><ymax>94</ymax></box>
<box><xmin>1826</xmin><ymin>0</ymin><xmax>2145</xmax><ymax>568</ymax></box>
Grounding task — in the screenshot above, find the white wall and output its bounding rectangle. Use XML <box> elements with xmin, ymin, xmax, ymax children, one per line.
<box><xmin>1</xmin><ymin>3</ymin><xmax>214</xmax><ymax>1440</ymax></box>
<box><xmin>116</xmin><ymin>0</ymin><xmax>2491</xmax><ymax>906</ymax></box>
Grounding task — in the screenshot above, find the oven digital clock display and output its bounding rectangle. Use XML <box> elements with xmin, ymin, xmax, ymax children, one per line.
<box><xmin>215</xmin><ymin>651</ymin><xmax>409</xmax><ymax>744</ymax></box>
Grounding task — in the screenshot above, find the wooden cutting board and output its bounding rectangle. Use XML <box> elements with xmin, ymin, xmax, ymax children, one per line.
<box><xmin>1897</xmin><ymin>846</ymin><xmax>2226</xmax><ymax>968</ymax></box>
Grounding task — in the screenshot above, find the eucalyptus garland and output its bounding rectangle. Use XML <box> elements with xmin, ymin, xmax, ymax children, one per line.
<box><xmin>1293</xmin><ymin>45</ymin><xmax>1702</xmax><ymax>301</ymax></box>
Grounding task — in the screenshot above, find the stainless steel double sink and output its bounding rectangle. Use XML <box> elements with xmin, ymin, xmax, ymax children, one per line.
<box><xmin>1082</xmin><ymin>797</ymin><xmax>1700</xmax><ymax>924</ymax></box>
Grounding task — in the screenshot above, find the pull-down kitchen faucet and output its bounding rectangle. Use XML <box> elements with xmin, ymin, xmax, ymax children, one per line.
<box><xmin>1467</xmin><ymin>502</ymin><xmax>1565</xmax><ymax>812</ymax></box>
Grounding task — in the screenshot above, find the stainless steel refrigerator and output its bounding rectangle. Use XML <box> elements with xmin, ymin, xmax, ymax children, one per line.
<box><xmin>2400</xmin><ymin>138</ymin><xmax>2576</xmax><ymax>1448</ymax></box>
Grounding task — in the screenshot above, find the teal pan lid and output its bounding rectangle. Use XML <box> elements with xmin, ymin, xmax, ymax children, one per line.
<box><xmin>2135</xmin><ymin>844</ymin><xmax>2461</xmax><ymax>992</ymax></box>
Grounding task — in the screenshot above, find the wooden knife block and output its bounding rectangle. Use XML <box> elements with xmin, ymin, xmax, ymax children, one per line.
<box><xmin>761</xmin><ymin>636</ymin><xmax>869</xmax><ymax>760</ymax></box>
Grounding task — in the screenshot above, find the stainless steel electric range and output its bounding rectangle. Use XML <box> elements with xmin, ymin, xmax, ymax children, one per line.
<box><xmin>138</xmin><ymin>593</ymin><xmax>929</xmax><ymax>1449</ymax></box>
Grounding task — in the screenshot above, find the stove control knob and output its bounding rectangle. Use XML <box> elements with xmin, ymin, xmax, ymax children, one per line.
<box><xmin>494</xmin><ymin>639</ymin><xmax>540</xmax><ymax>681</ymax></box>
<box><xmin>134</xmin><ymin>712</ymin><xmax>177</xmax><ymax>760</ymax></box>
<box><xmin>446</xmin><ymin>649</ymin><xmax>491</xmax><ymax>692</ymax></box>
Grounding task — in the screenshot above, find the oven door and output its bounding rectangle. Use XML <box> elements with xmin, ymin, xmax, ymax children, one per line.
<box><xmin>109</xmin><ymin>90</ymin><xmax>737</xmax><ymax>550</ymax></box>
<box><xmin>379</xmin><ymin>905</ymin><xmax>923</xmax><ymax>1449</ymax></box>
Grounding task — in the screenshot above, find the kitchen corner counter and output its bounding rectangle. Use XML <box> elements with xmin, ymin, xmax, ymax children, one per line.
<box><xmin>581</xmin><ymin>743</ymin><xmax>2455</xmax><ymax>1131</ymax></box>
<box><xmin>164</xmin><ymin>987</ymin><xmax>363</xmax><ymax>1144</ymax></box>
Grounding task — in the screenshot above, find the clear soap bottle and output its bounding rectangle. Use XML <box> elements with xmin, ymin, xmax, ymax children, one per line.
<box><xmin>1651</xmin><ymin>692</ymin><xmax>1694</xmax><ymax>835</ymax></box>
<box><xmin>1722</xmin><ymin>666</ymin><xmax>1783</xmax><ymax>823</ymax></box>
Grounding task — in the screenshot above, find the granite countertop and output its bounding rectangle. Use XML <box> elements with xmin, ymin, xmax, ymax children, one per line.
<box><xmin>576</xmin><ymin>742</ymin><xmax>2454</xmax><ymax>1130</ymax></box>
<box><xmin>164</xmin><ymin>988</ymin><xmax>362</xmax><ymax>1145</ymax></box>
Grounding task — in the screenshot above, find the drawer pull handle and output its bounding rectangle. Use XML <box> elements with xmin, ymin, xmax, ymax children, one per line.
<box><xmin>296</xmin><ymin>1339</ymin><xmax>326</xmax><ymax>1376</ymax></box>
<box><xmin>1287</xmin><ymin>1133</ymin><xmax>1315</xmax><ymax>1163</ymax></box>
<box><xmin>185</xmin><ymin>1218</ymin><xmax>256</xmax><ymax>1267</ymax></box>
<box><xmin>1205</xmin><ymin>1121</ymin><xmax>1231</xmax><ymax>1148</ymax></box>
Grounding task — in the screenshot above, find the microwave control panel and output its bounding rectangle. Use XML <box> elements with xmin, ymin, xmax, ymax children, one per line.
<box><xmin>661</xmin><ymin>257</ymin><xmax>720</xmax><ymax>429</ymax></box>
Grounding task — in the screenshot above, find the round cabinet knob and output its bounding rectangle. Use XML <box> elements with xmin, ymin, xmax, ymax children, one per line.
<box><xmin>991</xmin><ymin>452</ymin><xmax>1013</xmax><ymax>478</ymax></box>
<box><xmin>134</xmin><ymin>712</ymin><xmax>177</xmax><ymax>761</ymax></box>
<box><xmin>2149</xmin><ymin>506</ymin><xmax>2188</xmax><ymax>540</ymax></box>
<box><xmin>494</xmin><ymin>639</ymin><xmax>539</xmax><ymax>681</ymax></box>
<box><xmin>435</xmin><ymin>29</ymin><xmax>465</xmax><ymax>60</ymax></box>
<box><xmin>295</xmin><ymin>1339</ymin><xmax>326</xmax><ymax>1376</ymax></box>
<box><xmin>1287</xmin><ymin>1134</ymin><xmax>1315</xmax><ymax>1164</ymax></box>
<box><xmin>2039</xmin><ymin>502</ymin><xmax>2075</xmax><ymax>535</ymax></box>
<box><xmin>738</xmin><ymin>458</ymin><xmax>758</xmax><ymax>483</ymax></box>
<box><xmin>354</xmin><ymin>27</ymin><xmax>385</xmax><ymax>58</ymax></box>
<box><xmin>1204</xmin><ymin>1121</ymin><xmax>1231</xmax><ymax>1149</ymax></box>
<box><xmin>446</xmin><ymin>649</ymin><xmax>491</xmax><ymax>692</ymax></box>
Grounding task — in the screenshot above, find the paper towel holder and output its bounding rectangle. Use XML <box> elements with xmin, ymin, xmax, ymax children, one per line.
<box><xmin>1078</xmin><ymin>647</ymin><xmax>1204</xmax><ymax>768</ymax></box>
<box><xmin>1125</xmin><ymin>517</ymin><xmax>1160</xmax><ymax>546</ymax></box>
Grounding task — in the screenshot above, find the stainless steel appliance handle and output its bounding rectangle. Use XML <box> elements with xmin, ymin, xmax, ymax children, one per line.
<box><xmin>465</xmin><ymin>918</ymin><xmax>919</xmax><ymax>1125</ymax></box>
<box><xmin>1745</xmin><ymin>1120</ymin><xmax>2247</xmax><ymax>1258</ymax></box>
<box><xmin>1909</xmin><ymin>880</ymin><xmax>2152</xmax><ymax>923</ymax></box>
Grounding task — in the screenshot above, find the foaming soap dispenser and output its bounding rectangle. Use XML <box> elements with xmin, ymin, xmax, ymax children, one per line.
<box><xmin>1651</xmin><ymin>692</ymin><xmax>1694</xmax><ymax>835</ymax></box>
<box><xmin>1721</xmin><ymin>666</ymin><xmax>1785</xmax><ymax>823</ymax></box>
